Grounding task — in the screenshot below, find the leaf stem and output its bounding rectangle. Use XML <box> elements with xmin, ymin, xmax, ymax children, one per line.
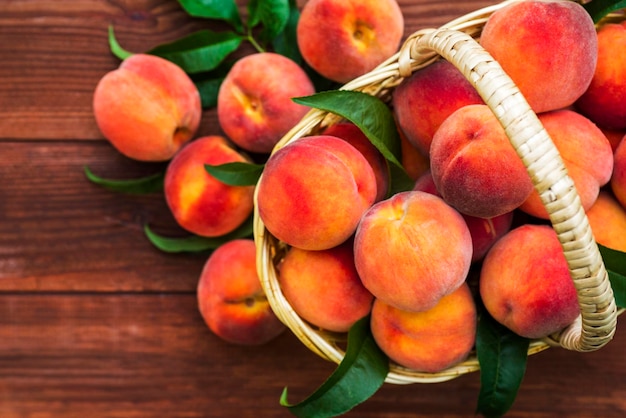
<box><xmin>246</xmin><ymin>27</ymin><xmax>265</xmax><ymax>53</ymax></box>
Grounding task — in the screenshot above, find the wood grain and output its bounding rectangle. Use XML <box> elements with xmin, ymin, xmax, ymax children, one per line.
<box><xmin>0</xmin><ymin>0</ymin><xmax>625</xmax><ymax>417</ymax></box>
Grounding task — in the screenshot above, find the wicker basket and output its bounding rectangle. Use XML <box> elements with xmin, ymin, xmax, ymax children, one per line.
<box><xmin>253</xmin><ymin>0</ymin><xmax>623</xmax><ymax>384</ymax></box>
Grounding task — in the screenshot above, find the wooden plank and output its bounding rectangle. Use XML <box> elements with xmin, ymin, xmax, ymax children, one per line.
<box><xmin>0</xmin><ymin>294</ymin><xmax>625</xmax><ymax>417</ymax></box>
<box><xmin>0</xmin><ymin>141</ymin><xmax>207</xmax><ymax>292</ymax></box>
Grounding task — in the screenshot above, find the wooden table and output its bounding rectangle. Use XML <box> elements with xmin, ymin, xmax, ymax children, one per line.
<box><xmin>1</xmin><ymin>1</ymin><xmax>624</xmax><ymax>416</ymax></box>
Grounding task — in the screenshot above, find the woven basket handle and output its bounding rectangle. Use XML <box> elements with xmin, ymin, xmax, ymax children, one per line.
<box><xmin>398</xmin><ymin>27</ymin><xmax>618</xmax><ymax>352</ymax></box>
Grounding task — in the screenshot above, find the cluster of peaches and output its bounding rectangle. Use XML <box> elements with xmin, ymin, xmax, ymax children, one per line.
<box><xmin>258</xmin><ymin>0</ymin><xmax>626</xmax><ymax>374</ymax></box>
<box><xmin>91</xmin><ymin>0</ymin><xmax>626</xmax><ymax>374</ymax></box>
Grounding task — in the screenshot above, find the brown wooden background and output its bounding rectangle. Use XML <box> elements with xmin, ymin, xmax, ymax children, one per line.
<box><xmin>1</xmin><ymin>0</ymin><xmax>624</xmax><ymax>417</ymax></box>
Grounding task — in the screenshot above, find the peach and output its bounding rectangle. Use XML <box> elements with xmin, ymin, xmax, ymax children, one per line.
<box><xmin>323</xmin><ymin>122</ymin><xmax>389</xmax><ymax>201</ymax></box>
<box><xmin>354</xmin><ymin>191</ymin><xmax>472</xmax><ymax>313</ymax></box>
<box><xmin>479</xmin><ymin>224</ymin><xmax>580</xmax><ymax>339</ymax></box>
<box><xmin>257</xmin><ymin>135</ymin><xmax>377</xmax><ymax>251</ymax></box>
<box><xmin>429</xmin><ymin>104</ymin><xmax>534</xmax><ymax>219</ymax></box>
<box><xmin>480</xmin><ymin>0</ymin><xmax>597</xmax><ymax>113</ymax></box>
<box><xmin>277</xmin><ymin>239</ymin><xmax>374</xmax><ymax>333</ymax></box>
<box><xmin>612</xmin><ymin>137</ymin><xmax>626</xmax><ymax>209</ymax></box>
<box><xmin>296</xmin><ymin>0</ymin><xmax>404</xmax><ymax>83</ymax></box>
<box><xmin>520</xmin><ymin>109</ymin><xmax>614</xmax><ymax>219</ymax></box>
<box><xmin>586</xmin><ymin>191</ymin><xmax>626</xmax><ymax>253</ymax></box>
<box><xmin>370</xmin><ymin>283</ymin><xmax>476</xmax><ymax>373</ymax></box>
<box><xmin>575</xmin><ymin>21</ymin><xmax>626</xmax><ymax>130</ymax></box>
<box><xmin>217</xmin><ymin>52</ymin><xmax>315</xmax><ymax>154</ymax></box>
<box><xmin>392</xmin><ymin>59</ymin><xmax>483</xmax><ymax>155</ymax></box>
<box><xmin>398</xmin><ymin>124</ymin><xmax>430</xmax><ymax>181</ymax></box>
<box><xmin>93</xmin><ymin>53</ymin><xmax>201</xmax><ymax>162</ymax></box>
<box><xmin>413</xmin><ymin>171</ymin><xmax>514</xmax><ymax>263</ymax></box>
<box><xmin>197</xmin><ymin>239</ymin><xmax>285</xmax><ymax>345</ymax></box>
<box><xmin>164</xmin><ymin>135</ymin><xmax>254</xmax><ymax>237</ymax></box>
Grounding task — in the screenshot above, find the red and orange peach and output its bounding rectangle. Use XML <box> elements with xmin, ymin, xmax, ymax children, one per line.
<box><xmin>164</xmin><ymin>135</ymin><xmax>255</xmax><ymax>237</ymax></box>
<box><xmin>197</xmin><ymin>239</ymin><xmax>285</xmax><ymax>345</ymax></box>
<box><xmin>93</xmin><ymin>53</ymin><xmax>202</xmax><ymax>161</ymax></box>
<box><xmin>297</xmin><ymin>0</ymin><xmax>404</xmax><ymax>83</ymax></box>
<box><xmin>354</xmin><ymin>190</ymin><xmax>472</xmax><ymax>313</ymax></box>
<box><xmin>257</xmin><ymin>135</ymin><xmax>377</xmax><ymax>251</ymax></box>
<box><xmin>217</xmin><ymin>52</ymin><xmax>315</xmax><ymax>154</ymax></box>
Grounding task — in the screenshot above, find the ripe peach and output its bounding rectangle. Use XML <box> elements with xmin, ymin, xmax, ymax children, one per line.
<box><xmin>197</xmin><ymin>239</ymin><xmax>286</xmax><ymax>346</ymax></box>
<box><xmin>479</xmin><ymin>224</ymin><xmax>580</xmax><ymax>339</ymax></box>
<box><xmin>164</xmin><ymin>136</ymin><xmax>254</xmax><ymax>237</ymax></box>
<box><xmin>392</xmin><ymin>59</ymin><xmax>483</xmax><ymax>155</ymax></box>
<box><xmin>520</xmin><ymin>110</ymin><xmax>614</xmax><ymax>219</ymax></box>
<box><xmin>277</xmin><ymin>239</ymin><xmax>374</xmax><ymax>333</ymax></box>
<box><xmin>612</xmin><ymin>137</ymin><xmax>626</xmax><ymax>209</ymax></box>
<box><xmin>323</xmin><ymin>122</ymin><xmax>389</xmax><ymax>201</ymax></box>
<box><xmin>480</xmin><ymin>0</ymin><xmax>597</xmax><ymax>113</ymax></box>
<box><xmin>586</xmin><ymin>191</ymin><xmax>626</xmax><ymax>253</ymax></box>
<box><xmin>217</xmin><ymin>52</ymin><xmax>315</xmax><ymax>154</ymax></box>
<box><xmin>413</xmin><ymin>171</ymin><xmax>514</xmax><ymax>263</ymax></box>
<box><xmin>429</xmin><ymin>104</ymin><xmax>534</xmax><ymax>219</ymax></box>
<box><xmin>296</xmin><ymin>0</ymin><xmax>404</xmax><ymax>83</ymax></box>
<box><xmin>398</xmin><ymin>124</ymin><xmax>430</xmax><ymax>181</ymax></box>
<box><xmin>576</xmin><ymin>21</ymin><xmax>626</xmax><ymax>130</ymax></box>
<box><xmin>93</xmin><ymin>53</ymin><xmax>201</xmax><ymax>162</ymax></box>
<box><xmin>354</xmin><ymin>191</ymin><xmax>472</xmax><ymax>313</ymax></box>
<box><xmin>370</xmin><ymin>283</ymin><xmax>476</xmax><ymax>373</ymax></box>
<box><xmin>257</xmin><ymin>135</ymin><xmax>377</xmax><ymax>251</ymax></box>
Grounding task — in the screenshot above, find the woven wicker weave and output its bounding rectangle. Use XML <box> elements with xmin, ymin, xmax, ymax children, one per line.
<box><xmin>253</xmin><ymin>0</ymin><xmax>623</xmax><ymax>384</ymax></box>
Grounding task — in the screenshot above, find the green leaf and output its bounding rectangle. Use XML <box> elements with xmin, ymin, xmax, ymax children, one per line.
<box><xmin>294</xmin><ymin>91</ymin><xmax>414</xmax><ymax>195</ymax></box>
<box><xmin>271</xmin><ymin>0</ymin><xmax>302</xmax><ymax>62</ymax></box>
<box><xmin>144</xmin><ymin>215</ymin><xmax>253</xmax><ymax>253</ymax></box>
<box><xmin>205</xmin><ymin>162</ymin><xmax>265</xmax><ymax>186</ymax></box>
<box><xmin>108</xmin><ymin>26</ymin><xmax>133</xmax><ymax>60</ymax></box>
<box><xmin>476</xmin><ymin>310</ymin><xmax>530</xmax><ymax>418</ymax></box>
<box><xmin>177</xmin><ymin>0</ymin><xmax>243</xmax><ymax>32</ymax></box>
<box><xmin>84</xmin><ymin>166</ymin><xmax>164</xmax><ymax>194</ymax></box>
<box><xmin>583</xmin><ymin>0</ymin><xmax>626</xmax><ymax>23</ymax></box>
<box><xmin>248</xmin><ymin>0</ymin><xmax>291</xmax><ymax>43</ymax></box>
<box><xmin>148</xmin><ymin>30</ymin><xmax>242</xmax><ymax>74</ymax></box>
<box><xmin>599</xmin><ymin>244</ymin><xmax>626</xmax><ymax>308</ymax></box>
<box><xmin>280</xmin><ymin>316</ymin><xmax>389</xmax><ymax>418</ymax></box>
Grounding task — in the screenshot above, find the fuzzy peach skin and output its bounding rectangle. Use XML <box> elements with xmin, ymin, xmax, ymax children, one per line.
<box><xmin>413</xmin><ymin>171</ymin><xmax>514</xmax><ymax>263</ymax></box>
<box><xmin>323</xmin><ymin>122</ymin><xmax>389</xmax><ymax>201</ymax></box>
<box><xmin>520</xmin><ymin>109</ymin><xmax>614</xmax><ymax>219</ymax></box>
<box><xmin>93</xmin><ymin>53</ymin><xmax>201</xmax><ymax>162</ymax></box>
<box><xmin>586</xmin><ymin>191</ymin><xmax>626</xmax><ymax>253</ymax></box>
<box><xmin>164</xmin><ymin>136</ymin><xmax>254</xmax><ymax>237</ymax></box>
<box><xmin>479</xmin><ymin>224</ymin><xmax>580</xmax><ymax>339</ymax></box>
<box><xmin>197</xmin><ymin>239</ymin><xmax>285</xmax><ymax>346</ymax></box>
<box><xmin>430</xmin><ymin>104</ymin><xmax>534</xmax><ymax>219</ymax></box>
<box><xmin>612</xmin><ymin>137</ymin><xmax>626</xmax><ymax>209</ymax></box>
<box><xmin>277</xmin><ymin>238</ymin><xmax>374</xmax><ymax>333</ymax></box>
<box><xmin>217</xmin><ymin>52</ymin><xmax>315</xmax><ymax>154</ymax></box>
<box><xmin>392</xmin><ymin>59</ymin><xmax>483</xmax><ymax>156</ymax></box>
<box><xmin>296</xmin><ymin>0</ymin><xmax>404</xmax><ymax>83</ymax></box>
<box><xmin>576</xmin><ymin>21</ymin><xmax>626</xmax><ymax>130</ymax></box>
<box><xmin>370</xmin><ymin>283</ymin><xmax>477</xmax><ymax>373</ymax></box>
<box><xmin>257</xmin><ymin>135</ymin><xmax>377</xmax><ymax>251</ymax></box>
<box><xmin>480</xmin><ymin>0</ymin><xmax>597</xmax><ymax>114</ymax></box>
<box><xmin>354</xmin><ymin>191</ymin><xmax>472</xmax><ymax>313</ymax></box>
